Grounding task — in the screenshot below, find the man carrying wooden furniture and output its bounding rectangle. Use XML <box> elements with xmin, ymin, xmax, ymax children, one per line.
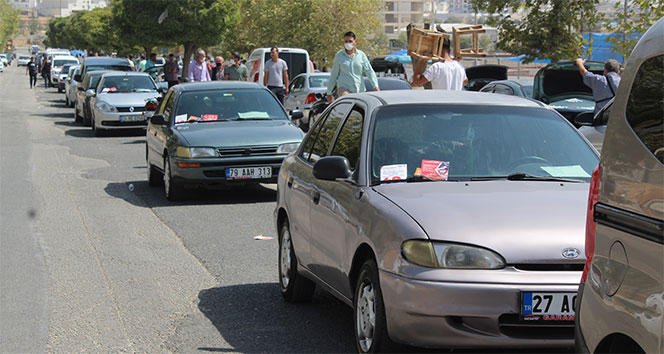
<box><xmin>411</xmin><ymin>37</ymin><xmax>467</xmax><ymax>90</ymax></box>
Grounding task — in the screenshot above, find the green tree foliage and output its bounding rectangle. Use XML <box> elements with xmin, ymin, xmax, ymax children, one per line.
<box><xmin>606</xmin><ymin>0</ymin><xmax>664</xmax><ymax>60</ymax></box>
<box><xmin>0</xmin><ymin>0</ymin><xmax>20</xmax><ymax>47</ymax></box>
<box><xmin>468</xmin><ymin>0</ymin><xmax>602</xmax><ymax>62</ymax></box>
<box><xmin>45</xmin><ymin>16</ymin><xmax>70</xmax><ymax>48</ymax></box>
<box><xmin>222</xmin><ymin>0</ymin><xmax>383</xmax><ymax>65</ymax></box>
<box><xmin>112</xmin><ymin>0</ymin><xmax>173</xmax><ymax>57</ymax></box>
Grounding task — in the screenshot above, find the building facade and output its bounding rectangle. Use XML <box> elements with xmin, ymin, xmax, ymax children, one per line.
<box><xmin>382</xmin><ymin>0</ymin><xmax>436</xmax><ymax>39</ymax></box>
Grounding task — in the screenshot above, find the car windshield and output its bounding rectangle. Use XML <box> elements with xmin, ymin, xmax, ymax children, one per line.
<box><xmin>87</xmin><ymin>65</ymin><xmax>132</xmax><ymax>72</ymax></box>
<box><xmin>371</xmin><ymin>105</ymin><xmax>598</xmax><ymax>184</ymax></box>
<box><xmin>61</xmin><ymin>65</ymin><xmax>72</xmax><ymax>74</ymax></box>
<box><xmin>174</xmin><ymin>89</ymin><xmax>287</xmax><ymax>124</ymax></box>
<box><xmin>99</xmin><ymin>76</ymin><xmax>156</xmax><ymax>93</ymax></box>
<box><xmin>54</xmin><ymin>59</ymin><xmax>78</xmax><ymax>67</ymax></box>
<box><xmin>309</xmin><ymin>76</ymin><xmax>329</xmax><ymax>88</ymax></box>
<box><xmin>19</xmin><ymin>56</ymin><xmax>29</xmax><ymax>60</ymax></box>
<box><xmin>87</xmin><ymin>75</ymin><xmax>104</xmax><ymax>89</ymax></box>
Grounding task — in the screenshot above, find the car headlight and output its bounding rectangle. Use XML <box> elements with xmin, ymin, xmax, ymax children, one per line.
<box><xmin>176</xmin><ymin>146</ymin><xmax>217</xmax><ymax>158</ymax></box>
<box><xmin>402</xmin><ymin>240</ymin><xmax>505</xmax><ymax>269</ymax></box>
<box><xmin>96</xmin><ymin>102</ymin><xmax>116</xmax><ymax>112</ymax></box>
<box><xmin>276</xmin><ymin>142</ymin><xmax>300</xmax><ymax>155</ymax></box>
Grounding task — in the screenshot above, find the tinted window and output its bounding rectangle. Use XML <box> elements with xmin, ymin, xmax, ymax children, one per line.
<box><xmin>371</xmin><ymin>105</ymin><xmax>599</xmax><ymax>183</ymax></box>
<box><xmin>332</xmin><ymin>108</ymin><xmax>364</xmax><ymax>170</ymax></box>
<box><xmin>493</xmin><ymin>84</ymin><xmax>515</xmax><ymax>95</ymax></box>
<box><xmin>264</xmin><ymin>52</ymin><xmax>308</xmax><ymax>78</ymax></box>
<box><xmin>163</xmin><ymin>92</ymin><xmax>176</xmax><ymax>122</ymax></box>
<box><xmin>99</xmin><ymin>76</ymin><xmax>156</xmax><ymax>93</ymax></box>
<box><xmin>86</xmin><ymin>75</ymin><xmax>104</xmax><ymax>90</ymax></box>
<box><xmin>376</xmin><ymin>78</ymin><xmax>411</xmax><ymax>91</ymax></box>
<box><xmin>54</xmin><ymin>59</ymin><xmax>78</xmax><ymax>66</ymax></box>
<box><xmin>86</xmin><ymin>64</ymin><xmax>132</xmax><ymax>73</ymax></box>
<box><xmin>300</xmin><ymin>116</ymin><xmax>326</xmax><ymax>161</ymax></box>
<box><xmin>175</xmin><ymin>89</ymin><xmax>287</xmax><ymax>124</ymax></box>
<box><xmin>626</xmin><ymin>55</ymin><xmax>664</xmax><ymax>163</ymax></box>
<box><xmin>308</xmin><ymin>103</ymin><xmax>351</xmax><ymax>163</ymax></box>
<box><xmin>309</xmin><ymin>76</ymin><xmax>330</xmax><ymax>88</ymax></box>
<box><xmin>291</xmin><ymin>76</ymin><xmax>305</xmax><ymax>91</ymax></box>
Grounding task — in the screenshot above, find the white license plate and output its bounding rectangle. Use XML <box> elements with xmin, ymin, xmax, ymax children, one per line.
<box><xmin>225</xmin><ymin>167</ymin><xmax>272</xmax><ymax>180</ymax></box>
<box><xmin>521</xmin><ymin>292</ymin><xmax>576</xmax><ymax>320</ymax></box>
<box><xmin>120</xmin><ymin>115</ymin><xmax>145</xmax><ymax>122</ymax></box>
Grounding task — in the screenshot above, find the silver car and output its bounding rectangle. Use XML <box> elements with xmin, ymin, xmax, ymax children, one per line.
<box><xmin>284</xmin><ymin>73</ymin><xmax>330</xmax><ymax>131</ymax></box>
<box><xmin>89</xmin><ymin>72</ymin><xmax>161</xmax><ymax>136</ymax></box>
<box><xmin>275</xmin><ymin>90</ymin><xmax>600</xmax><ymax>352</ymax></box>
<box><xmin>66</xmin><ymin>66</ymin><xmax>81</xmax><ymax>108</ymax></box>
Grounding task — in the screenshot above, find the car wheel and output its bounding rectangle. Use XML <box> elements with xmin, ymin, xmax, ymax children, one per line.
<box><xmin>65</xmin><ymin>95</ymin><xmax>70</xmax><ymax>106</ymax></box>
<box><xmin>57</xmin><ymin>86</ymin><xmax>62</xmax><ymax>93</ymax></box>
<box><xmin>354</xmin><ymin>259</ymin><xmax>393</xmax><ymax>354</ymax></box>
<box><xmin>279</xmin><ymin>220</ymin><xmax>315</xmax><ymax>302</ymax></box>
<box><xmin>83</xmin><ymin>108</ymin><xmax>91</xmax><ymax>127</ymax></box>
<box><xmin>163</xmin><ymin>155</ymin><xmax>182</xmax><ymax>201</ymax></box>
<box><xmin>74</xmin><ymin>106</ymin><xmax>82</xmax><ymax>123</ymax></box>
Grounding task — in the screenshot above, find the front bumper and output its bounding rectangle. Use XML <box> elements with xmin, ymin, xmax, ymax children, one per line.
<box><xmin>94</xmin><ymin>110</ymin><xmax>149</xmax><ymax>130</ymax></box>
<box><xmin>170</xmin><ymin>155</ymin><xmax>286</xmax><ymax>185</ymax></box>
<box><xmin>379</xmin><ymin>270</ymin><xmax>577</xmax><ymax>349</ymax></box>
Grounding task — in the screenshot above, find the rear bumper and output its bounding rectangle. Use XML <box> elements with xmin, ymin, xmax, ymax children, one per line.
<box><xmin>379</xmin><ymin>270</ymin><xmax>577</xmax><ymax>349</ymax></box>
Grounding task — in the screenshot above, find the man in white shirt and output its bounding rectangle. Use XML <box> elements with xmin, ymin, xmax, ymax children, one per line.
<box><xmin>411</xmin><ymin>37</ymin><xmax>467</xmax><ymax>90</ymax></box>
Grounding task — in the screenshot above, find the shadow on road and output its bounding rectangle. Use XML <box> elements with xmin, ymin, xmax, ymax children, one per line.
<box><xmin>197</xmin><ymin>283</ymin><xmax>355</xmax><ymax>353</ymax></box>
<box><xmin>104</xmin><ymin>180</ymin><xmax>277</xmax><ymax>207</ymax></box>
<box><xmin>31</xmin><ymin>112</ymin><xmax>71</xmax><ymax>119</ymax></box>
<box><xmin>64</xmin><ymin>127</ymin><xmax>145</xmax><ymax>138</ymax></box>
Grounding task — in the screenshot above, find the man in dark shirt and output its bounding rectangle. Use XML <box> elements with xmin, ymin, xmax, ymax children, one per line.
<box><xmin>41</xmin><ymin>56</ymin><xmax>52</xmax><ymax>88</ymax></box>
<box><xmin>163</xmin><ymin>54</ymin><xmax>180</xmax><ymax>88</ymax></box>
<box><xmin>26</xmin><ymin>57</ymin><xmax>38</xmax><ymax>88</ymax></box>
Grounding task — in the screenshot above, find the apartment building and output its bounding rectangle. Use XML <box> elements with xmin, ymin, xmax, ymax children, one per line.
<box><xmin>382</xmin><ymin>0</ymin><xmax>436</xmax><ymax>39</ymax></box>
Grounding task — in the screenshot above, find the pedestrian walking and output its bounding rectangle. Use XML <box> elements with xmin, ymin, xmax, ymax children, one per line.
<box><xmin>164</xmin><ymin>54</ymin><xmax>180</xmax><ymax>88</ymax></box>
<box><xmin>263</xmin><ymin>47</ymin><xmax>289</xmax><ymax>104</ymax></box>
<box><xmin>187</xmin><ymin>50</ymin><xmax>211</xmax><ymax>82</ymax></box>
<box><xmin>41</xmin><ymin>57</ymin><xmax>52</xmax><ymax>88</ymax></box>
<box><xmin>144</xmin><ymin>53</ymin><xmax>159</xmax><ymax>80</ymax></box>
<box><xmin>326</xmin><ymin>31</ymin><xmax>379</xmax><ymax>103</ymax></box>
<box><xmin>575</xmin><ymin>58</ymin><xmax>621</xmax><ymax>114</ymax></box>
<box><xmin>411</xmin><ymin>37</ymin><xmax>467</xmax><ymax>90</ymax></box>
<box><xmin>225</xmin><ymin>52</ymin><xmax>249</xmax><ymax>81</ymax></box>
<box><xmin>138</xmin><ymin>55</ymin><xmax>147</xmax><ymax>72</ymax></box>
<box><xmin>211</xmin><ymin>56</ymin><xmax>225</xmax><ymax>81</ymax></box>
<box><xmin>26</xmin><ymin>57</ymin><xmax>38</xmax><ymax>88</ymax></box>
<box><xmin>127</xmin><ymin>55</ymin><xmax>135</xmax><ymax>71</ymax></box>
<box><xmin>36</xmin><ymin>54</ymin><xmax>43</xmax><ymax>75</ymax></box>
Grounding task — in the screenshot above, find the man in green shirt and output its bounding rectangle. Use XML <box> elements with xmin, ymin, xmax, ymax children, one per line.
<box><xmin>326</xmin><ymin>31</ymin><xmax>379</xmax><ymax>102</ymax></box>
<box><xmin>143</xmin><ymin>53</ymin><xmax>159</xmax><ymax>80</ymax></box>
<box><xmin>224</xmin><ymin>52</ymin><xmax>248</xmax><ymax>81</ymax></box>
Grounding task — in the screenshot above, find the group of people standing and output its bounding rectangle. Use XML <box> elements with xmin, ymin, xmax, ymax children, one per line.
<box><xmin>186</xmin><ymin>49</ymin><xmax>249</xmax><ymax>83</ymax></box>
<box><xmin>25</xmin><ymin>55</ymin><xmax>52</xmax><ymax>89</ymax></box>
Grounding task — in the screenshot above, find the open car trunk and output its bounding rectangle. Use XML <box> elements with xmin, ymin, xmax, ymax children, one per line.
<box><xmin>465</xmin><ymin>65</ymin><xmax>508</xmax><ymax>91</ymax></box>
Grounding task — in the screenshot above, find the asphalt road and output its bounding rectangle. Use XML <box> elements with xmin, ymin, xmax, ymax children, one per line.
<box><xmin>0</xmin><ymin>58</ymin><xmax>354</xmax><ymax>353</ymax></box>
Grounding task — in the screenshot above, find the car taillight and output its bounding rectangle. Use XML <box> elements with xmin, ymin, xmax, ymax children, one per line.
<box><xmin>56</xmin><ymin>65</ymin><xmax>63</xmax><ymax>69</ymax></box>
<box><xmin>304</xmin><ymin>93</ymin><xmax>317</xmax><ymax>104</ymax></box>
<box><xmin>253</xmin><ymin>72</ymin><xmax>259</xmax><ymax>82</ymax></box>
<box><xmin>580</xmin><ymin>165</ymin><xmax>601</xmax><ymax>284</ymax></box>
<box><xmin>145</xmin><ymin>101</ymin><xmax>158</xmax><ymax>111</ymax></box>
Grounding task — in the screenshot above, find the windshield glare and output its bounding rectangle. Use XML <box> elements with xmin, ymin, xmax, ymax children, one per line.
<box><xmin>371</xmin><ymin>105</ymin><xmax>598</xmax><ymax>183</ymax></box>
<box><xmin>309</xmin><ymin>76</ymin><xmax>329</xmax><ymax>88</ymax></box>
<box><xmin>100</xmin><ymin>76</ymin><xmax>156</xmax><ymax>93</ymax></box>
<box><xmin>174</xmin><ymin>89</ymin><xmax>287</xmax><ymax>124</ymax></box>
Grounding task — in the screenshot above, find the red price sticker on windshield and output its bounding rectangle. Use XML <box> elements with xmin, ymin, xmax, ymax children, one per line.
<box><xmin>420</xmin><ymin>160</ymin><xmax>449</xmax><ymax>180</ymax></box>
<box><xmin>202</xmin><ymin>114</ymin><xmax>218</xmax><ymax>121</ymax></box>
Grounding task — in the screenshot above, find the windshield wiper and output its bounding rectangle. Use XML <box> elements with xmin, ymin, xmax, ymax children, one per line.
<box><xmin>233</xmin><ymin>117</ymin><xmax>273</xmax><ymax>121</ymax></box>
<box><xmin>471</xmin><ymin>173</ymin><xmax>584</xmax><ymax>183</ymax></box>
<box><xmin>376</xmin><ymin>175</ymin><xmax>455</xmax><ymax>185</ymax></box>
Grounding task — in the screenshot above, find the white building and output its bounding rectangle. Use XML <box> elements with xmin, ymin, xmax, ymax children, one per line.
<box><xmin>9</xmin><ymin>0</ymin><xmax>41</xmax><ymax>11</ymax></box>
<box><xmin>382</xmin><ymin>0</ymin><xmax>437</xmax><ymax>39</ymax></box>
<box><xmin>60</xmin><ymin>0</ymin><xmax>108</xmax><ymax>17</ymax></box>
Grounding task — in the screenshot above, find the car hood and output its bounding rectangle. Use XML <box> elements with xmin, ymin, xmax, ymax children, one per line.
<box><xmin>373</xmin><ymin>181</ymin><xmax>589</xmax><ymax>264</ymax></box>
<box><xmin>174</xmin><ymin>119</ymin><xmax>304</xmax><ymax>147</ymax></box>
<box><xmin>96</xmin><ymin>92</ymin><xmax>161</xmax><ymax>106</ymax></box>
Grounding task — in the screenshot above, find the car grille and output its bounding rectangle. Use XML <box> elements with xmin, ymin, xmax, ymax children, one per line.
<box><xmin>216</xmin><ymin>145</ymin><xmax>279</xmax><ymax>157</ymax></box>
<box><xmin>117</xmin><ymin>106</ymin><xmax>146</xmax><ymax>112</ymax></box>
<box><xmin>498</xmin><ymin>314</ymin><xmax>574</xmax><ymax>340</ymax></box>
<box><xmin>512</xmin><ymin>264</ymin><xmax>584</xmax><ymax>271</ymax></box>
<box><xmin>101</xmin><ymin>121</ymin><xmax>147</xmax><ymax>127</ymax></box>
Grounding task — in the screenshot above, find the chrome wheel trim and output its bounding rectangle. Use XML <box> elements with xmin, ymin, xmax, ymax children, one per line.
<box><xmin>280</xmin><ymin>228</ymin><xmax>292</xmax><ymax>288</ymax></box>
<box><xmin>356</xmin><ymin>281</ymin><xmax>376</xmax><ymax>352</ymax></box>
<box><xmin>164</xmin><ymin>157</ymin><xmax>171</xmax><ymax>197</ymax></box>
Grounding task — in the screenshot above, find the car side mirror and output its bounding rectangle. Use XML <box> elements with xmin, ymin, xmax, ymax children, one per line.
<box><xmin>77</xmin><ymin>86</ymin><xmax>85</xmax><ymax>91</ymax></box>
<box><xmin>85</xmin><ymin>89</ymin><xmax>95</xmax><ymax>97</ymax></box>
<box><xmin>313</xmin><ymin>156</ymin><xmax>352</xmax><ymax>181</ymax></box>
<box><xmin>74</xmin><ymin>74</ymin><xmax>81</xmax><ymax>81</ymax></box>
<box><xmin>290</xmin><ymin>109</ymin><xmax>304</xmax><ymax>121</ymax></box>
<box><xmin>150</xmin><ymin>114</ymin><xmax>167</xmax><ymax>125</ymax></box>
<box><xmin>574</xmin><ymin>111</ymin><xmax>595</xmax><ymax>126</ymax></box>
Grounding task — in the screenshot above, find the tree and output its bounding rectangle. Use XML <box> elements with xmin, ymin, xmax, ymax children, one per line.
<box><xmin>0</xmin><ymin>0</ymin><xmax>20</xmax><ymax>48</ymax></box>
<box><xmin>468</xmin><ymin>0</ymin><xmax>603</xmax><ymax>62</ymax></box>
<box><xmin>29</xmin><ymin>17</ymin><xmax>40</xmax><ymax>35</ymax></box>
<box><xmin>45</xmin><ymin>16</ymin><xmax>70</xmax><ymax>49</ymax></box>
<box><xmin>112</xmin><ymin>0</ymin><xmax>174</xmax><ymax>58</ymax></box>
<box><xmin>606</xmin><ymin>0</ymin><xmax>664</xmax><ymax>61</ymax></box>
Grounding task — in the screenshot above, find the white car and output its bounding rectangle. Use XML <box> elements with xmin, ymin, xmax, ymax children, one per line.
<box><xmin>0</xmin><ymin>61</ymin><xmax>4</xmax><ymax>72</ymax></box>
<box><xmin>245</xmin><ymin>47</ymin><xmax>312</xmax><ymax>85</ymax></box>
<box><xmin>0</xmin><ymin>54</ymin><xmax>8</xmax><ymax>67</ymax></box>
<box><xmin>50</xmin><ymin>55</ymin><xmax>79</xmax><ymax>88</ymax></box>
<box><xmin>17</xmin><ymin>55</ymin><xmax>31</xmax><ymax>66</ymax></box>
<box><xmin>65</xmin><ymin>66</ymin><xmax>81</xmax><ymax>108</ymax></box>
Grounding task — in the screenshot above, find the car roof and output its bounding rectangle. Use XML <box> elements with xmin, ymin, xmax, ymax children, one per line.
<box><xmin>253</xmin><ymin>48</ymin><xmax>309</xmax><ymax>54</ymax></box>
<box><xmin>172</xmin><ymin>81</ymin><xmax>265</xmax><ymax>92</ymax></box>
<box><xmin>100</xmin><ymin>71</ymin><xmax>151</xmax><ymax>78</ymax></box>
<box><xmin>52</xmin><ymin>55</ymin><xmax>78</xmax><ymax>60</ymax></box>
<box><xmin>82</xmin><ymin>57</ymin><xmax>130</xmax><ymax>65</ymax></box>
<box><xmin>358</xmin><ymin>90</ymin><xmax>547</xmax><ymax>107</ymax></box>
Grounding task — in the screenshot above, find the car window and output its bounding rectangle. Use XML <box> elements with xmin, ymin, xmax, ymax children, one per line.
<box><xmin>625</xmin><ymin>54</ymin><xmax>663</xmax><ymax>163</ymax></box>
<box><xmin>309</xmin><ymin>76</ymin><xmax>330</xmax><ymax>88</ymax></box>
<box><xmin>291</xmin><ymin>76</ymin><xmax>305</xmax><ymax>92</ymax></box>
<box><xmin>479</xmin><ymin>84</ymin><xmax>494</xmax><ymax>93</ymax></box>
<box><xmin>99</xmin><ymin>76</ymin><xmax>156</xmax><ymax>93</ymax></box>
<box><xmin>54</xmin><ymin>59</ymin><xmax>78</xmax><ymax>67</ymax></box>
<box><xmin>174</xmin><ymin>89</ymin><xmax>287</xmax><ymax>124</ymax></box>
<box><xmin>493</xmin><ymin>84</ymin><xmax>514</xmax><ymax>95</ymax></box>
<box><xmin>308</xmin><ymin>102</ymin><xmax>352</xmax><ymax>163</ymax></box>
<box><xmin>300</xmin><ymin>115</ymin><xmax>326</xmax><ymax>161</ymax></box>
<box><xmin>599</xmin><ymin>102</ymin><xmax>612</xmax><ymax>125</ymax></box>
<box><xmin>331</xmin><ymin>107</ymin><xmax>364</xmax><ymax>171</ymax></box>
<box><xmin>371</xmin><ymin>104</ymin><xmax>599</xmax><ymax>183</ymax></box>
<box><xmin>264</xmin><ymin>52</ymin><xmax>308</xmax><ymax>78</ymax></box>
<box><xmin>161</xmin><ymin>91</ymin><xmax>176</xmax><ymax>121</ymax></box>
<box><xmin>89</xmin><ymin>75</ymin><xmax>103</xmax><ymax>90</ymax></box>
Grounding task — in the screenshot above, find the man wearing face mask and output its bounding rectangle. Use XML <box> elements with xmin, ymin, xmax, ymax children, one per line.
<box><xmin>326</xmin><ymin>31</ymin><xmax>379</xmax><ymax>103</ymax></box>
<box><xmin>225</xmin><ymin>52</ymin><xmax>249</xmax><ymax>81</ymax></box>
<box><xmin>211</xmin><ymin>56</ymin><xmax>225</xmax><ymax>81</ymax></box>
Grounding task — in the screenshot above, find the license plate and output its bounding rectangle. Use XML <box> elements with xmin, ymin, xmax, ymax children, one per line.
<box><xmin>521</xmin><ymin>292</ymin><xmax>576</xmax><ymax>321</ymax></box>
<box><xmin>225</xmin><ymin>167</ymin><xmax>272</xmax><ymax>180</ymax></box>
<box><xmin>120</xmin><ymin>115</ymin><xmax>145</xmax><ymax>122</ymax></box>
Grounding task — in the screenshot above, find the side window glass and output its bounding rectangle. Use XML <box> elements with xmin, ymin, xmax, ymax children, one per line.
<box><xmin>294</xmin><ymin>77</ymin><xmax>305</xmax><ymax>91</ymax></box>
<box><xmin>493</xmin><ymin>85</ymin><xmax>514</xmax><ymax>95</ymax></box>
<box><xmin>300</xmin><ymin>114</ymin><xmax>327</xmax><ymax>161</ymax></box>
<box><xmin>626</xmin><ymin>55</ymin><xmax>663</xmax><ymax>163</ymax></box>
<box><xmin>158</xmin><ymin>91</ymin><xmax>172</xmax><ymax>115</ymax></box>
<box><xmin>163</xmin><ymin>93</ymin><xmax>176</xmax><ymax>122</ymax></box>
<box><xmin>600</xmin><ymin>103</ymin><xmax>611</xmax><ymax>125</ymax></box>
<box><xmin>309</xmin><ymin>103</ymin><xmax>351</xmax><ymax>163</ymax></box>
<box><xmin>331</xmin><ymin>108</ymin><xmax>364</xmax><ymax>171</ymax></box>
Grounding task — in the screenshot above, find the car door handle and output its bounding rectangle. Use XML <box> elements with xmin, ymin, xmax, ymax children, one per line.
<box><xmin>287</xmin><ymin>176</ymin><xmax>294</xmax><ymax>188</ymax></box>
<box><xmin>311</xmin><ymin>190</ymin><xmax>320</xmax><ymax>205</ymax></box>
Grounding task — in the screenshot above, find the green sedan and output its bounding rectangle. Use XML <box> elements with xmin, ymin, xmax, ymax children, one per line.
<box><xmin>146</xmin><ymin>81</ymin><xmax>304</xmax><ymax>200</ymax></box>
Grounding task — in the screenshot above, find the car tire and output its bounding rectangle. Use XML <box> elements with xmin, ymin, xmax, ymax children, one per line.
<box><xmin>163</xmin><ymin>155</ymin><xmax>182</xmax><ymax>201</ymax></box>
<box><xmin>147</xmin><ymin>162</ymin><xmax>163</xmax><ymax>187</ymax></box>
<box><xmin>92</xmin><ymin>116</ymin><xmax>105</xmax><ymax>137</ymax></box>
<box><xmin>65</xmin><ymin>94</ymin><xmax>70</xmax><ymax>107</ymax></box>
<box><xmin>74</xmin><ymin>106</ymin><xmax>82</xmax><ymax>123</ymax></box>
<box><xmin>279</xmin><ymin>220</ymin><xmax>315</xmax><ymax>302</ymax></box>
<box><xmin>354</xmin><ymin>259</ymin><xmax>394</xmax><ymax>354</ymax></box>
<box><xmin>83</xmin><ymin>108</ymin><xmax>91</xmax><ymax>127</ymax></box>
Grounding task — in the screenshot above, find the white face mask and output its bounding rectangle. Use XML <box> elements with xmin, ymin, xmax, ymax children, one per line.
<box><xmin>230</xmin><ymin>59</ymin><xmax>235</xmax><ymax>65</ymax></box>
<box><xmin>344</xmin><ymin>42</ymin><xmax>354</xmax><ymax>51</ymax></box>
